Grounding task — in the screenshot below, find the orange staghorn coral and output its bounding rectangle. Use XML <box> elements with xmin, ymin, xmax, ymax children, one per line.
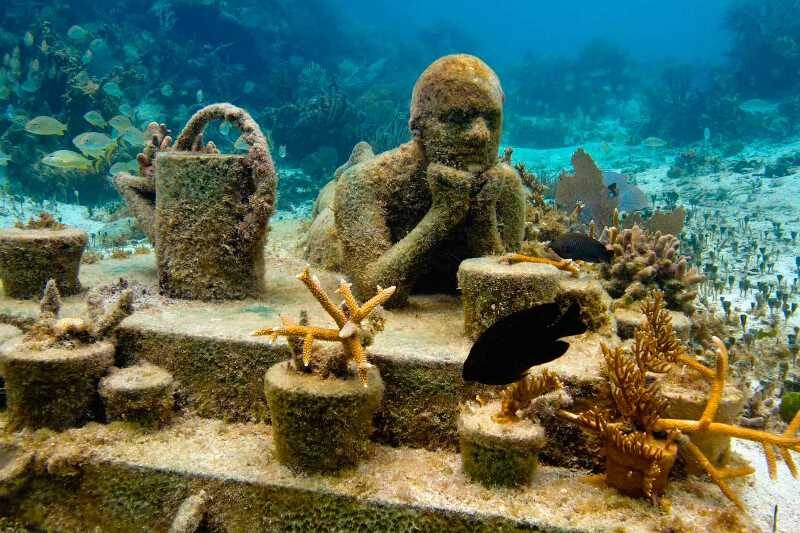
<box><xmin>252</xmin><ymin>267</ymin><xmax>395</xmax><ymax>385</ymax></box>
<box><xmin>501</xmin><ymin>253</ymin><xmax>580</xmax><ymax>275</ymax></box>
<box><xmin>561</xmin><ymin>291</ymin><xmax>800</xmax><ymax>510</ymax></box>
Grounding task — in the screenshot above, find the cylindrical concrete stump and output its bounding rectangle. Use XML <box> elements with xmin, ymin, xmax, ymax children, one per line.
<box><xmin>264</xmin><ymin>362</ymin><xmax>384</xmax><ymax>473</ymax></box>
<box><xmin>100</xmin><ymin>363</ymin><xmax>175</xmax><ymax>427</ymax></box>
<box><xmin>0</xmin><ymin>337</ymin><xmax>114</xmax><ymax>430</ymax></box>
<box><xmin>661</xmin><ymin>381</ymin><xmax>744</xmax><ymax>473</ymax></box>
<box><xmin>458</xmin><ymin>257</ymin><xmax>610</xmax><ymax>340</ymax></box>
<box><xmin>0</xmin><ymin>228</ymin><xmax>87</xmax><ymax>299</ymax></box>
<box><xmin>458</xmin><ymin>401</ymin><xmax>546</xmax><ymax>487</ymax></box>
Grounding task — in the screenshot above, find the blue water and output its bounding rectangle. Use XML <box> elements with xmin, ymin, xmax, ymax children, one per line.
<box><xmin>0</xmin><ymin>0</ymin><xmax>795</xmax><ymax>211</ymax></box>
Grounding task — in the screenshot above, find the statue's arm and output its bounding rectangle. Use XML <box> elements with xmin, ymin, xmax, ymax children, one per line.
<box><xmin>468</xmin><ymin>164</ymin><xmax>526</xmax><ymax>255</ymax></box>
<box><xmin>336</xmin><ymin>163</ymin><xmax>471</xmax><ymax>304</ymax></box>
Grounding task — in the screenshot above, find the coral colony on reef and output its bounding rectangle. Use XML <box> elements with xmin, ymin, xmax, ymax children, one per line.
<box><xmin>3</xmin><ymin>0</ymin><xmax>800</xmax><ymax>531</ymax></box>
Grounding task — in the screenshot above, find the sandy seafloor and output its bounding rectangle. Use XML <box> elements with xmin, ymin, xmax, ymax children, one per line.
<box><xmin>2</xmin><ymin>136</ymin><xmax>800</xmax><ymax>531</ymax></box>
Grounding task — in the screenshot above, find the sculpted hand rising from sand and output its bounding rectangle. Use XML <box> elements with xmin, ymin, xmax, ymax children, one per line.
<box><xmin>332</xmin><ymin>55</ymin><xmax>526</xmax><ymax>306</ymax></box>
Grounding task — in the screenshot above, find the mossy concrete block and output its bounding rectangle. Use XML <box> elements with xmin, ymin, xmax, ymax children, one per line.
<box><xmin>264</xmin><ymin>362</ymin><xmax>384</xmax><ymax>473</ymax></box>
<box><xmin>0</xmin><ymin>443</ymin><xmax>34</xmax><ymax>499</ymax></box>
<box><xmin>615</xmin><ymin>307</ymin><xmax>691</xmax><ymax>340</ymax></box>
<box><xmin>661</xmin><ymin>380</ymin><xmax>744</xmax><ymax>473</ymax></box>
<box><xmin>99</xmin><ymin>363</ymin><xmax>175</xmax><ymax>427</ymax></box>
<box><xmin>0</xmin><ymin>227</ymin><xmax>87</xmax><ymax>299</ymax></box>
<box><xmin>458</xmin><ymin>256</ymin><xmax>611</xmax><ymax>340</ymax></box>
<box><xmin>0</xmin><ymin>338</ymin><xmax>114</xmax><ymax>430</ymax></box>
<box><xmin>155</xmin><ymin>153</ymin><xmax>266</xmax><ymax>300</ymax></box>
<box><xmin>458</xmin><ymin>401</ymin><xmax>545</xmax><ymax>487</ymax></box>
<box><xmin>1</xmin><ymin>417</ymin><xmax>755</xmax><ymax>532</ymax></box>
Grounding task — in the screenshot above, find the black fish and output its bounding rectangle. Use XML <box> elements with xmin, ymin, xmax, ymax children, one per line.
<box><xmin>607</xmin><ymin>182</ymin><xmax>619</xmax><ymax>199</ymax></box>
<box><xmin>549</xmin><ymin>232</ymin><xmax>613</xmax><ymax>263</ymax></box>
<box><xmin>462</xmin><ymin>302</ymin><xmax>588</xmax><ymax>385</ymax></box>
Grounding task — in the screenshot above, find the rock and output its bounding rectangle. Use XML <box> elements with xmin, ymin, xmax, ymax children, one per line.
<box><xmin>0</xmin><ymin>337</ymin><xmax>114</xmax><ymax>430</ymax></box>
<box><xmin>168</xmin><ymin>490</ymin><xmax>208</xmax><ymax>533</ymax></box>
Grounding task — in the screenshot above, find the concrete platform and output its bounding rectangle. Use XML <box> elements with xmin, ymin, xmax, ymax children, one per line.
<box><xmin>0</xmin><ymin>415</ymin><xmax>755</xmax><ymax>532</ymax></box>
<box><xmin>0</xmin><ymin>234</ymin><xmax>610</xmax><ymax>460</ymax></box>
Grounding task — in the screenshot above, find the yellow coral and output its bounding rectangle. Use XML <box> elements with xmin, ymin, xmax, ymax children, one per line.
<box><xmin>561</xmin><ymin>291</ymin><xmax>800</xmax><ymax>511</ymax></box>
<box><xmin>502</xmin><ymin>253</ymin><xmax>580</xmax><ymax>275</ymax></box>
<box><xmin>252</xmin><ymin>267</ymin><xmax>395</xmax><ymax>385</ymax></box>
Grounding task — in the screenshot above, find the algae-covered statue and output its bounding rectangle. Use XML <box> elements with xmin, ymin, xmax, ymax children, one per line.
<box><xmin>115</xmin><ymin>103</ymin><xmax>277</xmax><ymax>300</ymax></box>
<box><xmin>307</xmin><ymin>54</ymin><xmax>526</xmax><ymax>306</ymax></box>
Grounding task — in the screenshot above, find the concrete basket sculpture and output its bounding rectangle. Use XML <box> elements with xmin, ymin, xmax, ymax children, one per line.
<box><xmin>115</xmin><ymin>103</ymin><xmax>277</xmax><ymax>300</ymax></box>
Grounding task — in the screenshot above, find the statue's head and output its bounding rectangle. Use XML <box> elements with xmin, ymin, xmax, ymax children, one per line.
<box><xmin>410</xmin><ymin>54</ymin><xmax>504</xmax><ymax>173</ymax></box>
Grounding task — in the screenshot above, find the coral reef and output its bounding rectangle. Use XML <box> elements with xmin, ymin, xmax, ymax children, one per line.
<box><xmin>319</xmin><ymin>55</ymin><xmax>526</xmax><ymax>307</ymax></box>
<box><xmin>601</xmin><ymin>224</ymin><xmax>703</xmax><ymax>313</ymax></box>
<box><xmin>0</xmin><ymin>279</ymin><xmax>132</xmax><ymax>430</ymax></box>
<box><xmin>494</xmin><ymin>369</ymin><xmax>570</xmax><ymax>424</ymax></box>
<box><xmin>254</xmin><ymin>268</ymin><xmax>391</xmax><ymax>472</ymax></box>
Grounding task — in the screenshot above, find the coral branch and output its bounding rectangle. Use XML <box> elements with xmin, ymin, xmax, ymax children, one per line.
<box><xmin>677</xmin><ymin>434</ymin><xmax>746</xmax><ymax>511</ymax></box>
<box><xmin>501</xmin><ymin>253</ymin><xmax>580</xmax><ymax>275</ymax></box>
<box><xmin>254</xmin><ymin>268</ymin><xmax>392</xmax><ymax>385</ymax></box>
<box><xmin>698</xmin><ymin>337</ymin><xmax>728</xmax><ymax>429</ymax></box>
<box><xmin>296</xmin><ymin>268</ymin><xmax>346</xmax><ymax>327</ymax></box>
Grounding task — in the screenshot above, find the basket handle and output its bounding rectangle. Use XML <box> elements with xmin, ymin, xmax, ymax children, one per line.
<box><xmin>174</xmin><ymin>103</ymin><xmax>277</xmax><ymax>244</ymax></box>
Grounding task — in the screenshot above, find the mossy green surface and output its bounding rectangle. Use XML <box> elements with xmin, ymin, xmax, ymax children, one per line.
<box><xmin>461</xmin><ymin>438</ymin><xmax>539</xmax><ymax>488</ymax></box>
<box><xmin>0</xmin><ymin>228</ymin><xmax>87</xmax><ymax>299</ymax></box>
<box><xmin>115</xmin><ymin>327</ymin><xmax>287</xmax><ymax>423</ymax></box>
<box><xmin>264</xmin><ymin>362</ymin><xmax>384</xmax><ymax>473</ymax></box>
<box><xmin>7</xmin><ymin>462</ymin><xmax>544</xmax><ymax>532</ymax></box>
<box><xmin>99</xmin><ymin>364</ymin><xmax>175</xmax><ymax>428</ymax></box>
<box><xmin>780</xmin><ymin>391</ymin><xmax>800</xmax><ymax>423</ymax></box>
<box><xmin>155</xmin><ymin>153</ymin><xmax>266</xmax><ymax>300</ymax></box>
<box><xmin>458</xmin><ymin>257</ymin><xmax>611</xmax><ymax>341</ymax></box>
<box><xmin>372</xmin><ymin>354</ymin><xmax>486</xmax><ymax>450</ymax></box>
<box><xmin>0</xmin><ymin>339</ymin><xmax>114</xmax><ymax>431</ymax></box>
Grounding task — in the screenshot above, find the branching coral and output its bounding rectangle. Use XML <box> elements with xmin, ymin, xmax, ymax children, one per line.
<box><xmin>494</xmin><ymin>369</ymin><xmax>571</xmax><ymax>424</ymax></box>
<box><xmin>601</xmin><ymin>224</ymin><xmax>703</xmax><ymax>313</ymax></box>
<box><xmin>21</xmin><ymin>279</ymin><xmax>133</xmax><ymax>351</ymax></box>
<box><xmin>252</xmin><ymin>268</ymin><xmax>395</xmax><ymax>385</ymax></box>
<box><xmin>14</xmin><ymin>212</ymin><xmax>64</xmax><ymax>230</ymax></box>
<box><xmin>501</xmin><ymin>253</ymin><xmax>580</xmax><ymax>275</ymax></box>
<box><xmin>560</xmin><ymin>291</ymin><xmax>800</xmax><ymax>510</ymax></box>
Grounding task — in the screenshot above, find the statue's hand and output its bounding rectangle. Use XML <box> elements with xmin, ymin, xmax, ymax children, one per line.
<box><xmin>475</xmin><ymin>168</ymin><xmax>505</xmax><ymax>205</ymax></box>
<box><xmin>426</xmin><ymin>163</ymin><xmax>473</xmax><ymax>210</ymax></box>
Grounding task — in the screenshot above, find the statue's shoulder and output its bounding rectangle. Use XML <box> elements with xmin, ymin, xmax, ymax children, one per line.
<box><xmin>485</xmin><ymin>160</ymin><xmax>522</xmax><ymax>183</ymax></box>
<box><xmin>339</xmin><ymin>140</ymin><xmax>425</xmax><ymax>187</ymax></box>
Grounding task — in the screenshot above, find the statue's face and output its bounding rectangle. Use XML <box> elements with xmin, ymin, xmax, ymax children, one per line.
<box><xmin>410</xmin><ymin>55</ymin><xmax>504</xmax><ymax>173</ymax></box>
<box><xmin>421</xmin><ymin>94</ymin><xmax>502</xmax><ymax>172</ymax></box>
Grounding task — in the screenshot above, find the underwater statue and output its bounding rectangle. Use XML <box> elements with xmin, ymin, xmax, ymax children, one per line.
<box><xmin>308</xmin><ymin>54</ymin><xmax>526</xmax><ymax>306</ymax></box>
<box><xmin>114</xmin><ymin>103</ymin><xmax>277</xmax><ymax>300</ymax></box>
